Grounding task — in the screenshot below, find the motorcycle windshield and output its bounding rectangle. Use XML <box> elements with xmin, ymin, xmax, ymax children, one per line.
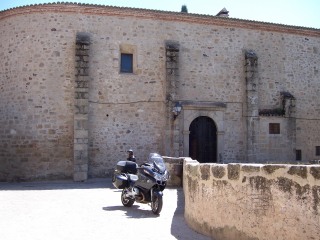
<box><xmin>148</xmin><ymin>153</ymin><xmax>166</xmax><ymax>173</ymax></box>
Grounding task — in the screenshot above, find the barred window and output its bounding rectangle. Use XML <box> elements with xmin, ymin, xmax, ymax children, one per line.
<box><xmin>316</xmin><ymin>146</ymin><xmax>320</xmax><ymax>156</ymax></box>
<box><xmin>269</xmin><ymin>123</ymin><xmax>280</xmax><ymax>134</ymax></box>
<box><xmin>296</xmin><ymin>150</ymin><xmax>302</xmax><ymax>161</ymax></box>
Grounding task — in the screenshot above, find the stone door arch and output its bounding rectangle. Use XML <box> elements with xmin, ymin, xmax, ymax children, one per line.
<box><xmin>181</xmin><ymin>101</ymin><xmax>226</xmax><ymax>163</ymax></box>
<box><xmin>189</xmin><ymin>116</ymin><xmax>217</xmax><ymax>163</ymax></box>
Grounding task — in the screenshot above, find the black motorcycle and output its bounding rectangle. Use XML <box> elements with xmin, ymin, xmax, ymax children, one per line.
<box><xmin>112</xmin><ymin>153</ymin><xmax>169</xmax><ymax>215</ymax></box>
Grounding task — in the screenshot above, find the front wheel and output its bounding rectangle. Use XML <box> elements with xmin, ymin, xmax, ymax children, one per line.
<box><xmin>151</xmin><ymin>192</ymin><xmax>163</xmax><ymax>215</ymax></box>
<box><xmin>121</xmin><ymin>189</ymin><xmax>135</xmax><ymax>207</ymax></box>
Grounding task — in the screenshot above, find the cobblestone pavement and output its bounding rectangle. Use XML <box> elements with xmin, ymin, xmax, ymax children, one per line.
<box><xmin>0</xmin><ymin>178</ymin><xmax>211</xmax><ymax>240</ymax></box>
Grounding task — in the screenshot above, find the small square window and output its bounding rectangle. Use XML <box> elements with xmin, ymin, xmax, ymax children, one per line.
<box><xmin>296</xmin><ymin>150</ymin><xmax>302</xmax><ymax>161</ymax></box>
<box><xmin>269</xmin><ymin>123</ymin><xmax>280</xmax><ymax>134</ymax></box>
<box><xmin>316</xmin><ymin>146</ymin><xmax>320</xmax><ymax>156</ymax></box>
<box><xmin>120</xmin><ymin>53</ymin><xmax>133</xmax><ymax>73</ymax></box>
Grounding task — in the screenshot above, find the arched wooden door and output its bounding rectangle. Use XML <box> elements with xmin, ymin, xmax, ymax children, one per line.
<box><xmin>189</xmin><ymin>116</ymin><xmax>217</xmax><ymax>163</ymax></box>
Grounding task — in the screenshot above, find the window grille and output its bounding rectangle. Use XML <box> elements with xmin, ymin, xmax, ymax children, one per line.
<box><xmin>316</xmin><ymin>146</ymin><xmax>320</xmax><ymax>156</ymax></box>
<box><xmin>296</xmin><ymin>150</ymin><xmax>302</xmax><ymax>161</ymax></box>
<box><xmin>269</xmin><ymin>123</ymin><xmax>280</xmax><ymax>134</ymax></box>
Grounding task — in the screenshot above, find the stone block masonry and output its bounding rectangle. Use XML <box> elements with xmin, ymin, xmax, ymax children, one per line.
<box><xmin>245</xmin><ymin>50</ymin><xmax>259</xmax><ymax>162</ymax></box>
<box><xmin>74</xmin><ymin>33</ymin><xmax>90</xmax><ymax>181</ymax></box>
<box><xmin>165</xmin><ymin>41</ymin><xmax>180</xmax><ymax>157</ymax></box>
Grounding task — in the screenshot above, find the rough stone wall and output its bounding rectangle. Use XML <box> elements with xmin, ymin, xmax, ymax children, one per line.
<box><xmin>163</xmin><ymin>156</ymin><xmax>183</xmax><ymax>187</ymax></box>
<box><xmin>88</xmin><ymin>103</ymin><xmax>166</xmax><ymax>177</ymax></box>
<box><xmin>183</xmin><ymin>158</ymin><xmax>320</xmax><ymax>240</ymax></box>
<box><xmin>0</xmin><ymin>10</ymin><xmax>75</xmax><ymax>181</ymax></box>
<box><xmin>223</xmin><ymin>103</ymin><xmax>246</xmax><ymax>162</ymax></box>
<box><xmin>0</xmin><ymin>4</ymin><xmax>319</xmax><ymax>180</ymax></box>
<box><xmin>256</xmin><ymin>117</ymin><xmax>295</xmax><ymax>162</ymax></box>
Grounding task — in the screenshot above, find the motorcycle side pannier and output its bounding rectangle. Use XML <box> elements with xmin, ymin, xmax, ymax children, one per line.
<box><xmin>116</xmin><ymin>161</ymin><xmax>138</xmax><ymax>174</ymax></box>
<box><xmin>112</xmin><ymin>172</ymin><xmax>129</xmax><ymax>189</ymax></box>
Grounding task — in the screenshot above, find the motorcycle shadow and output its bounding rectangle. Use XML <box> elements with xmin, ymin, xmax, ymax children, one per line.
<box><xmin>102</xmin><ymin>205</ymin><xmax>160</xmax><ymax>218</ymax></box>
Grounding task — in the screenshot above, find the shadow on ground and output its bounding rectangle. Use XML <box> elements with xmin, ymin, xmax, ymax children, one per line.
<box><xmin>102</xmin><ymin>205</ymin><xmax>161</xmax><ymax>219</ymax></box>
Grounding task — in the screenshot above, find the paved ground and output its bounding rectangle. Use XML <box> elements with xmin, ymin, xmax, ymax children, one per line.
<box><xmin>0</xmin><ymin>178</ymin><xmax>211</xmax><ymax>240</ymax></box>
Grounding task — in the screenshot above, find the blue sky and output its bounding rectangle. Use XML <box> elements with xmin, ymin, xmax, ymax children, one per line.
<box><xmin>0</xmin><ymin>0</ymin><xmax>319</xmax><ymax>29</ymax></box>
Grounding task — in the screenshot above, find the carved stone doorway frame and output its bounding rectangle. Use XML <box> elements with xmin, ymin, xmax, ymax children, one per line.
<box><xmin>180</xmin><ymin>101</ymin><xmax>226</xmax><ymax>163</ymax></box>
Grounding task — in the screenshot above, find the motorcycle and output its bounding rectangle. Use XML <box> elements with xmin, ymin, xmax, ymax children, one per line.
<box><xmin>112</xmin><ymin>153</ymin><xmax>169</xmax><ymax>215</ymax></box>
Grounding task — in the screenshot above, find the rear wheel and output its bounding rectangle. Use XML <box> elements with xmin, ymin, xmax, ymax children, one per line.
<box><xmin>121</xmin><ymin>189</ymin><xmax>135</xmax><ymax>207</ymax></box>
<box><xmin>151</xmin><ymin>192</ymin><xmax>163</xmax><ymax>215</ymax></box>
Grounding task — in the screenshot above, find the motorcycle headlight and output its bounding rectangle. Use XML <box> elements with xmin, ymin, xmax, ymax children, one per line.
<box><xmin>162</xmin><ymin>171</ymin><xmax>169</xmax><ymax>180</ymax></box>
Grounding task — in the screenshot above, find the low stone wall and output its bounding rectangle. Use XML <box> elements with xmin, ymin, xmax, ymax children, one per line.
<box><xmin>163</xmin><ymin>156</ymin><xmax>184</xmax><ymax>187</ymax></box>
<box><xmin>183</xmin><ymin>158</ymin><xmax>320</xmax><ymax>240</ymax></box>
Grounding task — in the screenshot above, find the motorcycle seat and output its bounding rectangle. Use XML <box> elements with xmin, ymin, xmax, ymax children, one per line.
<box><xmin>127</xmin><ymin>174</ymin><xmax>138</xmax><ymax>182</ymax></box>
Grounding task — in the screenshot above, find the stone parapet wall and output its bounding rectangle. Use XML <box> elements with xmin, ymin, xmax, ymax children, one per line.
<box><xmin>183</xmin><ymin>158</ymin><xmax>320</xmax><ymax>240</ymax></box>
<box><xmin>163</xmin><ymin>156</ymin><xmax>183</xmax><ymax>187</ymax></box>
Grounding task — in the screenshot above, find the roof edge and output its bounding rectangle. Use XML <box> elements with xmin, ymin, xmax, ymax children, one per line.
<box><xmin>0</xmin><ymin>2</ymin><xmax>319</xmax><ymax>36</ymax></box>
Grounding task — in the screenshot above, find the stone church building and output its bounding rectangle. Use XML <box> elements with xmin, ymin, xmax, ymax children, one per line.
<box><xmin>0</xmin><ymin>3</ymin><xmax>319</xmax><ymax>181</ymax></box>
